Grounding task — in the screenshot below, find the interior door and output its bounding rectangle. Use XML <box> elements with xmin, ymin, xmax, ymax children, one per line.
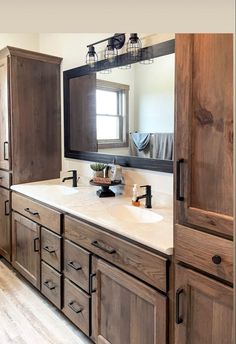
<box><xmin>0</xmin><ymin>57</ymin><xmax>10</xmax><ymax>170</ymax></box>
<box><xmin>0</xmin><ymin>187</ymin><xmax>11</xmax><ymax>261</ymax></box>
<box><xmin>175</xmin><ymin>264</ymin><xmax>233</xmax><ymax>344</ymax></box>
<box><xmin>12</xmin><ymin>211</ymin><xmax>40</xmax><ymax>289</ymax></box>
<box><xmin>92</xmin><ymin>257</ymin><xmax>167</xmax><ymax>344</ymax></box>
<box><xmin>175</xmin><ymin>34</ymin><xmax>233</xmax><ymax>237</ymax></box>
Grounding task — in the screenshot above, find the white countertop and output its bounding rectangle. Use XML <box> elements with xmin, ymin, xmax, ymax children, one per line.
<box><xmin>11</xmin><ymin>179</ymin><xmax>173</xmax><ymax>255</ymax></box>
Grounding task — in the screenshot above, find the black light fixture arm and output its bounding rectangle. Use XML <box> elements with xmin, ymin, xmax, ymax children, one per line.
<box><xmin>87</xmin><ymin>33</ymin><xmax>125</xmax><ymax>49</ymax></box>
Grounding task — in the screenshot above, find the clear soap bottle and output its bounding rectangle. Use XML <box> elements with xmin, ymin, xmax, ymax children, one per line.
<box><xmin>132</xmin><ymin>184</ymin><xmax>140</xmax><ymax>207</ymax></box>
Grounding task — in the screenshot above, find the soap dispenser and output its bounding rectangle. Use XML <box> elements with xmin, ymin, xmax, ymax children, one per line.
<box><xmin>132</xmin><ymin>184</ymin><xmax>140</xmax><ymax>207</ymax></box>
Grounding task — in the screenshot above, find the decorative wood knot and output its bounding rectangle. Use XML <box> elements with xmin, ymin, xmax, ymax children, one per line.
<box><xmin>196</xmin><ymin>107</ymin><xmax>214</xmax><ymax>126</ymax></box>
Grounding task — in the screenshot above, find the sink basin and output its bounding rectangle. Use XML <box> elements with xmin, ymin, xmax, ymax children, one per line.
<box><xmin>50</xmin><ymin>185</ymin><xmax>79</xmax><ymax>195</ymax></box>
<box><xmin>109</xmin><ymin>204</ymin><xmax>163</xmax><ymax>224</ymax></box>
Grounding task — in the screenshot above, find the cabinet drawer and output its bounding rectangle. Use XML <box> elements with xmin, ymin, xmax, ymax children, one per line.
<box><xmin>65</xmin><ymin>216</ymin><xmax>168</xmax><ymax>292</ymax></box>
<box><xmin>41</xmin><ymin>227</ymin><xmax>62</xmax><ymax>272</ymax></box>
<box><xmin>175</xmin><ymin>224</ymin><xmax>233</xmax><ymax>283</ymax></box>
<box><xmin>0</xmin><ymin>170</ymin><xmax>11</xmax><ymax>189</ymax></box>
<box><xmin>64</xmin><ymin>240</ymin><xmax>90</xmax><ymax>293</ymax></box>
<box><xmin>41</xmin><ymin>261</ymin><xmax>62</xmax><ymax>309</ymax></box>
<box><xmin>63</xmin><ymin>278</ymin><xmax>90</xmax><ymax>336</ymax></box>
<box><xmin>12</xmin><ymin>192</ymin><xmax>62</xmax><ymax>234</ymax></box>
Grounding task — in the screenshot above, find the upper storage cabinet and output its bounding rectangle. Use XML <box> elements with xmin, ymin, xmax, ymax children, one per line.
<box><xmin>175</xmin><ymin>34</ymin><xmax>233</xmax><ymax>237</ymax></box>
<box><xmin>0</xmin><ymin>46</ymin><xmax>62</xmax><ymax>184</ymax></box>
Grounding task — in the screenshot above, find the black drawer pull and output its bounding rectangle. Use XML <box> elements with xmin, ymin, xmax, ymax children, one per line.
<box><xmin>176</xmin><ymin>288</ymin><xmax>184</xmax><ymax>324</ymax></box>
<box><xmin>3</xmin><ymin>141</ymin><xmax>9</xmax><ymax>161</ymax></box>
<box><xmin>91</xmin><ymin>240</ymin><xmax>116</xmax><ymax>254</ymax></box>
<box><xmin>43</xmin><ymin>246</ymin><xmax>55</xmax><ymax>254</ymax></box>
<box><xmin>24</xmin><ymin>207</ymin><xmax>39</xmax><ymax>216</ymax></box>
<box><xmin>33</xmin><ymin>237</ymin><xmax>40</xmax><ymax>252</ymax></box>
<box><xmin>176</xmin><ymin>159</ymin><xmax>184</xmax><ymax>201</ymax></box>
<box><xmin>212</xmin><ymin>255</ymin><xmax>222</xmax><ymax>265</ymax></box>
<box><xmin>43</xmin><ymin>280</ymin><xmax>56</xmax><ymax>290</ymax></box>
<box><xmin>68</xmin><ymin>301</ymin><xmax>83</xmax><ymax>314</ymax></box>
<box><xmin>67</xmin><ymin>261</ymin><xmax>82</xmax><ymax>271</ymax></box>
<box><xmin>4</xmin><ymin>200</ymin><xmax>10</xmax><ymax>216</ymax></box>
<box><xmin>90</xmin><ymin>272</ymin><xmax>96</xmax><ymax>293</ymax></box>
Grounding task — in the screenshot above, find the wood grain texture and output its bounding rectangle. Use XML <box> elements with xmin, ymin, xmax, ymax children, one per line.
<box><xmin>6</xmin><ymin>46</ymin><xmax>62</xmax><ymax>64</ymax></box>
<box><xmin>175</xmin><ymin>264</ymin><xmax>233</xmax><ymax>344</ymax></box>
<box><xmin>12</xmin><ymin>192</ymin><xmax>62</xmax><ymax>234</ymax></box>
<box><xmin>41</xmin><ymin>261</ymin><xmax>62</xmax><ymax>309</ymax></box>
<box><xmin>41</xmin><ymin>227</ymin><xmax>62</xmax><ymax>272</ymax></box>
<box><xmin>64</xmin><ymin>239</ymin><xmax>91</xmax><ymax>293</ymax></box>
<box><xmin>0</xmin><ymin>259</ymin><xmax>91</xmax><ymax>344</ymax></box>
<box><xmin>65</xmin><ymin>215</ymin><xmax>167</xmax><ymax>292</ymax></box>
<box><xmin>11</xmin><ymin>211</ymin><xmax>40</xmax><ymax>289</ymax></box>
<box><xmin>175</xmin><ymin>34</ymin><xmax>233</xmax><ymax>236</ymax></box>
<box><xmin>175</xmin><ymin>224</ymin><xmax>233</xmax><ymax>283</ymax></box>
<box><xmin>92</xmin><ymin>257</ymin><xmax>167</xmax><ymax>344</ymax></box>
<box><xmin>0</xmin><ymin>169</ymin><xmax>11</xmax><ymax>189</ymax></box>
<box><xmin>63</xmin><ymin>278</ymin><xmax>91</xmax><ymax>337</ymax></box>
<box><xmin>0</xmin><ymin>187</ymin><xmax>11</xmax><ymax>261</ymax></box>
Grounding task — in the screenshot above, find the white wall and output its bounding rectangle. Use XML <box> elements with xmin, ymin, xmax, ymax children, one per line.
<box><xmin>0</xmin><ymin>34</ymin><xmax>39</xmax><ymax>51</ymax></box>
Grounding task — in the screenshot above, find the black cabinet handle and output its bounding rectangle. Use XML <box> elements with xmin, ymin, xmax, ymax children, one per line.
<box><xmin>212</xmin><ymin>255</ymin><xmax>222</xmax><ymax>265</ymax></box>
<box><xmin>91</xmin><ymin>240</ymin><xmax>116</xmax><ymax>254</ymax></box>
<box><xmin>24</xmin><ymin>207</ymin><xmax>39</xmax><ymax>216</ymax></box>
<box><xmin>89</xmin><ymin>272</ymin><xmax>96</xmax><ymax>293</ymax></box>
<box><xmin>68</xmin><ymin>301</ymin><xmax>83</xmax><ymax>314</ymax></box>
<box><xmin>4</xmin><ymin>200</ymin><xmax>10</xmax><ymax>216</ymax></box>
<box><xmin>67</xmin><ymin>261</ymin><xmax>82</xmax><ymax>271</ymax></box>
<box><xmin>3</xmin><ymin>141</ymin><xmax>9</xmax><ymax>161</ymax></box>
<box><xmin>43</xmin><ymin>246</ymin><xmax>55</xmax><ymax>254</ymax></box>
<box><xmin>176</xmin><ymin>288</ymin><xmax>184</xmax><ymax>324</ymax></box>
<box><xmin>176</xmin><ymin>159</ymin><xmax>184</xmax><ymax>201</ymax></box>
<box><xmin>33</xmin><ymin>237</ymin><xmax>40</xmax><ymax>252</ymax></box>
<box><xmin>43</xmin><ymin>280</ymin><xmax>56</xmax><ymax>290</ymax></box>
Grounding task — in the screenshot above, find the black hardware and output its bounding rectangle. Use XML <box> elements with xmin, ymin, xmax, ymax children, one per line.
<box><xmin>67</xmin><ymin>261</ymin><xmax>82</xmax><ymax>271</ymax></box>
<box><xmin>68</xmin><ymin>301</ymin><xmax>83</xmax><ymax>314</ymax></box>
<box><xmin>212</xmin><ymin>255</ymin><xmax>222</xmax><ymax>265</ymax></box>
<box><xmin>91</xmin><ymin>240</ymin><xmax>116</xmax><ymax>254</ymax></box>
<box><xmin>89</xmin><ymin>273</ymin><xmax>96</xmax><ymax>293</ymax></box>
<box><xmin>176</xmin><ymin>288</ymin><xmax>184</xmax><ymax>324</ymax></box>
<box><xmin>24</xmin><ymin>207</ymin><xmax>39</xmax><ymax>216</ymax></box>
<box><xmin>4</xmin><ymin>200</ymin><xmax>10</xmax><ymax>216</ymax></box>
<box><xmin>33</xmin><ymin>237</ymin><xmax>40</xmax><ymax>252</ymax></box>
<box><xmin>87</xmin><ymin>33</ymin><xmax>125</xmax><ymax>49</ymax></box>
<box><xmin>136</xmin><ymin>185</ymin><xmax>152</xmax><ymax>208</ymax></box>
<box><xmin>62</xmin><ymin>170</ymin><xmax>79</xmax><ymax>187</ymax></box>
<box><xmin>3</xmin><ymin>141</ymin><xmax>8</xmax><ymax>161</ymax></box>
<box><xmin>43</xmin><ymin>280</ymin><xmax>56</xmax><ymax>290</ymax></box>
<box><xmin>176</xmin><ymin>159</ymin><xmax>184</xmax><ymax>201</ymax></box>
<box><xmin>43</xmin><ymin>246</ymin><xmax>55</xmax><ymax>254</ymax></box>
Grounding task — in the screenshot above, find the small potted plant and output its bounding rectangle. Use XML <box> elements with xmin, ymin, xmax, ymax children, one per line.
<box><xmin>90</xmin><ymin>163</ymin><xmax>106</xmax><ymax>178</ymax></box>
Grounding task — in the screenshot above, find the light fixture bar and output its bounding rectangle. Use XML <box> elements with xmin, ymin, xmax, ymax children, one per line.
<box><xmin>87</xmin><ymin>33</ymin><xmax>125</xmax><ymax>48</ymax></box>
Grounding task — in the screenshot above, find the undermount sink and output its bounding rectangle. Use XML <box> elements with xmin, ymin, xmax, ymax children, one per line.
<box><xmin>50</xmin><ymin>185</ymin><xmax>79</xmax><ymax>195</ymax></box>
<box><xmin>109</xmin><ymin>204</ymin><xmax>163</xmax><ymax>224</ymax></box>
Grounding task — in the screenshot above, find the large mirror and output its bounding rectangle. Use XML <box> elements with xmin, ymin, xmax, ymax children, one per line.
<box><xmin>64</xmin><ymin>39</ymin><xmax>175</xmax><ymax>172</ymax></box>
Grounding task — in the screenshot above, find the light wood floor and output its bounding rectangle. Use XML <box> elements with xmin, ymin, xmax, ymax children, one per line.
<box><xmin>0</xmin><ymin>259</ymin><xmax>91</xmax><ymax>344</ymax></box>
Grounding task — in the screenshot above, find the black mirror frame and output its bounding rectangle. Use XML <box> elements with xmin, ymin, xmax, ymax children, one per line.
<box><xmin>64</xmin><ymin>38</ymin><xmax>175</xmax><ymax>173</ymax></box>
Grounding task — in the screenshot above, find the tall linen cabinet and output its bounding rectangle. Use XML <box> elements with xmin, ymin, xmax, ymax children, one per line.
<box><xmin>0</xmin><ymin>46</ymin><xmax>62</xmax><ymax>261</ymax></box>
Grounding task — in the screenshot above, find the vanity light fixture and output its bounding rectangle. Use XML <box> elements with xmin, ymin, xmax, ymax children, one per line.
<box><xmin>104</xmin><ymin>38</ymin><xmax>118</xmax><ymax>62</ymax></box>
<box><xmin>140</xmin><ymin>57</ymin><xmax>154</xmax><ymax>65</ymax></box>
<box><xmin>127</xmin><ymin>33</ymin><xmax>142</xmax><ymax>59</ymax></box>
<box><xmin>85</xmin><ymin>45</ymin><xmax>98</xmax><ymax>67</ymax></box>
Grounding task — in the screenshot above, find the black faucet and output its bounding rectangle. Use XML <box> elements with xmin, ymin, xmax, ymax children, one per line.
<box><xmin>62</xmin><ymin>170</ymin><xmax>79</xmax><ymax>187</ymax></box>
<box><xmin>136</xmin><ymin>185</ymin><xmax>152</xmax><ymax>208</ymax></box>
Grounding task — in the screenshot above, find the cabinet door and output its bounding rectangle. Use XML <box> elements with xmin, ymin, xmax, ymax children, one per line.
<box><xmin>92</xmin><ymin>258</ymin><xmax>167</xmax><ymax>344</ymax></box>
<box><xmin>175</xmin><ymin>265</ymin><xmax>233</xmax><ymax>344</ymax></box>
<box><xmin>12</xmin><ymin>211</ymin><xmax>40</xmax><ymax>289</ymax></box>
<box><xmin>175</xmin><ymin>34</ymin><xmax>233</xmax><ymax>237</ymax></box>
<box><xmin>0</xmin><ymin>187</ymin><xmax>11</xmax><ymax>261</ymax></box>
<box><xmin>0</xmin><ymin>57</ymin><xmax>10</xmax><ymax>170</ymax></box>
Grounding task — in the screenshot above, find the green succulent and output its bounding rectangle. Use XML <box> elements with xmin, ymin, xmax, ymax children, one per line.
<box><xmin>90</xmin><ymin>163</ymin><xmax>106</xmax><ymax>171</ymax></box>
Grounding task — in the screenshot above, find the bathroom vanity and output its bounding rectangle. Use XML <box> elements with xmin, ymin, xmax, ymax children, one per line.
<box><xmin>10</xmin><ymin>180</ymin><xmax>173</xmax><ymax>344</ymax></box>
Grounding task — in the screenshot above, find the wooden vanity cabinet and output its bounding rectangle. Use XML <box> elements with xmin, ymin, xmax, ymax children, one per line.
<box><xmin>0</xmin><ymin>187</ymin><xmax>10</xmax><ymax>261</ymax></box>
<box><xmin>91</xmin><ymin>257</ymin><xmax>167</xmax><ymax>344</ymax></box>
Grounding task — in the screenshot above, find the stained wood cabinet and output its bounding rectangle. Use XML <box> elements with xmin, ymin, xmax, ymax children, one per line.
<box><xmin>0</xmin><ymin>187</ymin><xmax>10</xmax><ymax>260</ymax></box>
<box><xmin>92</xmin><ymin>257</ymin><xmax>167</xmax><ymax>344</ymax></box>
<box><xmin>175</xmin><ymin>265</ymin><xmax>233</xmax><ymax>344</ymax></box>
<box><xmin>12</xmin><ymin>211</ymin><xmax>40</xmax><ymax>289</ymax></box>
<box><xmin>175</xmin><ymin>34</ymin><xmax>233</xmax><ymax>237</ymax></box>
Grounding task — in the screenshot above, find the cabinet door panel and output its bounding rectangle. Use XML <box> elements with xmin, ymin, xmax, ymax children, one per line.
<box><xmin>0</xmin><ymin>57</ymin><xmax>10</xmax><ymax>170</ymax></box>
<box><xmin>0</xmin><ymin>187</ymin><xmax>10</xmax><ymax>261</ymax></box>
<box><xmin>92</xmin><ymin>258</ymin><xmax>167</xmax><ymax>344</ymax></box>
<box><xmin>12</xmin><ymin>211</ymin><xmax>40</xmax><ymax>289</ymax></box>
<box><xmin>175</xmin><ymin>34</ymin><xmax>233</xmax><ymax>236</ymax></box>
<box><xmin>175</xmin><ymin>265</ymin><xmax>233</xmax><ymax>344</ymax></box>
